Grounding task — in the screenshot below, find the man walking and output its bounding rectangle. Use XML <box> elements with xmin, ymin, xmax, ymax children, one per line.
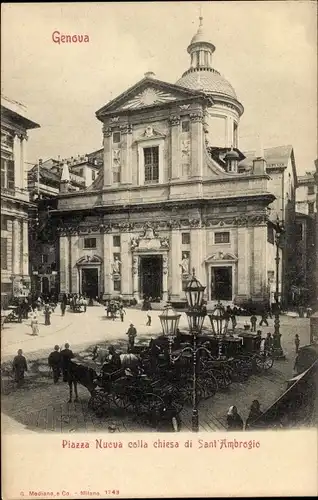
<box><xmin>48</xmin><ymin>345</ymin><xmax>62</xmax><ymax>383</ymax></box>
<box><xmin>12</xmin><ymin>349</ymin><xmax>28</xmax><ymax>386</ymax></box>
<box><xmin>60</xmin><ymin>343</ymin><xmax>75</xmax><ymax>382</ymax></box>
<box><xmin>259</xmin><ymin>310</ymin><xmax>269</xmax><ymax>327</ymax></box>
<box><xmin>126</xmin><ymin>323</ymin><xmax>137</xmax><ymax>352</ymax></box>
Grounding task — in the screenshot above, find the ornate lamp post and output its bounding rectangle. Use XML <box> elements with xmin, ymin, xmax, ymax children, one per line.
<box><xmin>273</xmin><ymin>218</ymin><xmax>286</xmax><ymax>359</ymax></box>
<box><xmin>158</xmin><ymin>270</ymin><xmax>209</xmax><ymax>432</ymax></box>
<box><xmin>158</xmin><ymin>295</ymin><xmax>181</xmax><ymax>355</ymax></box>
<box><xmin>208</xmin><ymin>302</ymin><xmax>228</xmax><ymax>358</ymax></box>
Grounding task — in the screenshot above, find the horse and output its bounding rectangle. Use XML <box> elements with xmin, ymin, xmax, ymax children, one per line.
<box><xmin>92</xmin><ymin>346</ymin><xmax>141</xmax><ymax>372</ymax></box>
<box><xmin>66</xmin><ymin>361</ymin><xmax>99</xmax><ymax>402</ymax></box>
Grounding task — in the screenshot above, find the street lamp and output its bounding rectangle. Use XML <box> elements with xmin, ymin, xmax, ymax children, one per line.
<box><xmin>158</xmin><ymin>269</ymin><xmax>210</xmax><ymax>432</ymax></box>
<box><xmin>273</xmin><ymin>217</ymin><xmax>286</xmax><ymax>359</ymax></box>
<box><xmin>208</xmin><ymin>302</ymin><xmax>228</xmax><ymax>358</ymax></box>
<box><xmin>158</xmin><ymin>295</ymin><xmax>181</xmax><ymax>355</ymax></box>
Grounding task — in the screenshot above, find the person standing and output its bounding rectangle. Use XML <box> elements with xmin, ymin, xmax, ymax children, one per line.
<box><xmin>245</xmin><ymin>400</ymin><xmax>262</xmax><ymax>429</ymax></box>
<box><xmin>230</xmin><ymin>310</ymin><xmax>237</xmax><ymax>331</ymax></box>
<box><xmin>30</xmin><ymin>311</ymin><xmax>39</xmax><ymax>336</ymax></box>
<box><xmin>119</xmin><ymin>304</ymin><xmax>126</xmax><ymax>322</ymax></box>
<box><xmin>12</xmin><ymin>349</ymin><xmax>28</xmax><ymax>385</ymax></box>
<box><xmin>226</xmin><ymin>406</ymin><xmax>244</xmax><ymax>431</ymax></box>
<box><xmin>126</xmin><ymin>323</ymin><xmax>137</xmax><ymax>352</ymax></box>
<box><xmin>146</xmin><ymin>312</ymin><xmax>152</xmax><ymax>326</ymax></box>
<box><xmin>250</xmin><ymin>314</ymin><xmax>257</xmax><ymax>332</ymax></box>
<box><xmin>259</xmin><ymin>310</ymin><xmax>269</xmax><ymax>327</ymax></box>
<box><xmin>44</xmin><ymin>304</ymin><xmax>51</xmax><ymax>326</ymax></box>
<box><xmin>255</xmin><ymin>330</ymin><xmax>262</xmax><ymax>352</ymax></box>
<box><xmin>82</xmin><ymin>295</ymin><xmax>87</xmax><ymax>313</ymax></box>
<box><xmin>294</xmin><ymin>334</ymin><xmax>300</xmax><ymax>354</ymax></box>
<box><xmin>264</xmin><ymin>332</ymin><xmax>273</xmax><ymax>352</ymax></box>
<box><xmin>48</xmin><ymin>345</ymin><xmax>62</xmax><ymax>383</ymax></box>
<box><xmin>60</xmin><ymin>343</ymin><xmax>75</xmax><ymax>382</ymax></box>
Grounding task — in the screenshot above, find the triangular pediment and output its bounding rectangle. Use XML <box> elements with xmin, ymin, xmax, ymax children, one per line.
<box><xmin>205</xmin><ymin>252</ymin><xmax>238</xmax><ymax>262</ymax></box>
<box><xmin>96</xmin><ymin>77</ymin><xmax>208</xmax><ymax>118</ymax></box>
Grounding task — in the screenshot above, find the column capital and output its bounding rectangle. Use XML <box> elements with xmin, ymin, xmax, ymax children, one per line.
<box><xmin>190</xmin><ymin>112</ymin><xmax>204</xmax><ymax>123</ymax></box>
<box><xmin>120</xmin><ymin>123</ymin><xmax>132</xmax><ymax>134</ymax></box>
<box><xmin>103</xmin><ymin>125</ymin><xmax>112</xmax><ymax>138</ymax></box>
<box><xmin>169</xmin><ymin>115</ymin><xmax>180</xmax><ymax>126</ymax></box>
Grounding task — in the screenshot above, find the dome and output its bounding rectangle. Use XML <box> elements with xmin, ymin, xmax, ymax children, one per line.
<box><xmin>176</xmin><ymin>69</ymin><xmax>237</xmax><ymax>99</ymax></box>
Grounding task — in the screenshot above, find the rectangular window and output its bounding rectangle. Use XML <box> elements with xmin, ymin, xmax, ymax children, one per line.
<box><xmin>92</xmin><ymin>170</ymin><xmax>96</xmax><ymax>181</ymax></box>
<box><xmin>144</xmin><ymin>147</ymin><xmax>159</xmax><ymax>184</ymax></box>
<box><xmin>1</xmin><ymin>215</ymin><xmax>8</xmax><ymax>230</ymax></box>
<box><xmin>84</xmin><ymin>237</ymin><xmax>96</xmax><ymax>249</ymax></box>
<box><xmin>1</xmin><ymin>158</ymin><xmax>15</xmax><ymax>190</ymax></box>
<box><xmin>308</xmin><ymin>185</ymin><xmax>314</xmax><ymax>195</ymax></box>
<box><xmin>308</xmin><ymin>202</ymin><xmax>315</xmax><ymax>214</ymax></box>
<box><xmin>267</xmin><ymin>225</ymin><xmax>274</xmax><ymax>244</ymax></box>
<box><xmin>296</xmin><ymin>224</ymin><xmax>303</xmax><ymax>241</ymax></box>
<box><xmin>1</xmin><ymin>237</ymin><xmax>8</xmax><ymax>270</ymax></box>
<box><xmin>77</xmin><ymin>168</ymin><xmax>83</xmax><ymax>177</ymax></box>
<box><xmin>113</xmin><ymin>132</ymin><xmax>121</xmax><ymax>144</ymax></box>
<box><xmin>113</xmin><ymin>235</ymin><xmax>121</xmax><ymax>247</ymax></box>
<box><xmin>181</xmin><ymin>120</ymin><xmax>190</xmax><ymax>133</ymax></box>
<box><xmin>113</xmin><ymin>280</ymin><xmax>121</xmax><ymax>292</ymax></box>
<box><xmin>41</xmin><ymin>254</ymin><xmax>48</xmax><ymax>264</ymax></box>
<box><xmin>182</xmin><ymin>232</ymin><xmax>190</xmax><ymax>245</ymax></box>
<box><xmin>214</xmin><ymin>232</ymin><xmax>230</xmax><ymax>244</ymax></box>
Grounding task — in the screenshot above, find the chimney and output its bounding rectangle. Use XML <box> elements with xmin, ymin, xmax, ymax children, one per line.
<box><xmin>253</xmin><ymin>157</ymin><xmax>267</xmax><ymax>175</ymax></box>
<box><xmin>60</xmin><ymin>162</ymin><xmax>70</xmax><ymax>193</ymax></box>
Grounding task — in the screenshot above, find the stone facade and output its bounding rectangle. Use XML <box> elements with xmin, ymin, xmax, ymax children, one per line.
<box><xmin>1</xmin><ymin>96</ymin><xmax>40</xmax><ymax>306</ymax></box>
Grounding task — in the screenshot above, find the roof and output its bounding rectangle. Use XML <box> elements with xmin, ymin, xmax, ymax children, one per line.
<box><xmin>240</xmin><ymin>145</ymin><xmax>294</xmax><ymax>168</ymax></box>
<box><xmin>1</xmin><ymin>96</ymin><xmax>40</xmax><ymax>130</ymax></box>
<box><xmin>297</xmin><ymin>172</ymin><xmax>315</xmax><ymax>185</ymax></box>
<box><xmin>176</xmin><ymin>68</ymin><xmax>237</xmax><ymax>100</ymax></box>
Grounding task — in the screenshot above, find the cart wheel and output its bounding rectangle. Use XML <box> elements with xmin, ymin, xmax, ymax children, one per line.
<box><xmin>252</xmin><ymin>354</ymin><xmax>264</xmax><ymax>373</ymax></box>
<box><xmin>263</xmin><ymin>355</ymin><xmax>274</xmax><ymax>370</ymax></box>
<box><xmin>89</xmin><ymin>391</ymin><xmax>109</xmax><ymax>417</ymax></box>
<box><xmin>112</xmin><ymin>392</ymin><xmax>133</xmax><ymax>410</ymax></box>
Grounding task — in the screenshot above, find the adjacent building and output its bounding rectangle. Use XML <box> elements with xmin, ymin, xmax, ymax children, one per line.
<box><xmin>294</xmin><ymin>168</ymin><xmax>317</xmax><ymax>307</ymax></box>
<box><xmin>1</xmin><ymin>95</ymin><xmax>40</xmax><ymax>307</ymax></box>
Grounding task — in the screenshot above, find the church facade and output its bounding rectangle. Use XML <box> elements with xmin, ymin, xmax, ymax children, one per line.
<box><xmin>54</xmin><ymin>18</ymin><xmax>281</xmax><ymax>307</ymax></box>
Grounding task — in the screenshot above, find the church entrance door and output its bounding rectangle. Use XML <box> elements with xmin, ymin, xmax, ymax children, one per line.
<box><xmin>211</xmin><ymin>266</ymin><xmax>232</xmax><ymax>301</ymax></box>
<box><xmin>140</xmin><ymin>255</ymin><xmax>162</xmax><ymax>300</ymax></box>
<box><xmin>82</xmin><ymin>268</ymin><xmax>98</xmax><ymax>299</ymax></box>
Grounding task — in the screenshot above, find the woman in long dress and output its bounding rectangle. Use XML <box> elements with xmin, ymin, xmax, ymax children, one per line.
<box><xmin>31</xmin><ymin>311</ymin><xmax>39</xmax><ymax>336</ymax></box>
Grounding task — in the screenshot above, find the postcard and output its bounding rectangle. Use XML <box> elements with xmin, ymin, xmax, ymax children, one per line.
<box><xmin>1</xmin><ymin>1</ymin><xmax>317</xmax><ymax>498</ymax></box>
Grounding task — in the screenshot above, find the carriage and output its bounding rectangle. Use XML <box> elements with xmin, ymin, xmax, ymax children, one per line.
<box><xmin>68</xmin><ymin>356</ymin><xmax>184</xmax><ymax>430</ymax></box>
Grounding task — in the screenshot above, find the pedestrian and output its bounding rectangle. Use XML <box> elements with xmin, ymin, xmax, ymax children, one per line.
<box><xmin>250</xmin><ymin>314</ymin><xmax>257</xmax><ymax>332</ymax></box>
<box><xmin>119</xmin><ymin>305</ymin><xmax>126</xmax><ymax>322</ymax></box>
<box><xmin>255</xmin><ymin>330</ymin><xmax>262</xmax><ymax>352</ymax></box>
<box><xmin>226</xmin><ymin>405</ymin><xmax>244</xmax><ymax>431</ymax></box>
<box><xmin>12</xmin><ymin>349</ymin><xmax>28</xmax><ymax>386</ymax></box>
<box><xmin>44</xmin><ymin>304</ymin><xmax>51</xmax><ymax>326</ymax></box>
<box><xmin>259</xmin><ymin>310</ymin><xmax>269</xmax><ymax>327</ymax></box>
<box><xmin>48</xmin><ymin>345</ymin><xmax>62</xmax><ymax>383</ymax></box>
<box><xmin>264</xmin><ymin>332</ymin><xmax>273</xmax><ymax>352</ymax></box>
<box><xmin>30</xmin><ymin>311</ymin><xmax>39</xmax><ymax>336</ymax></box>
<box><xmin>146</xmin><ymin>312</ymin><xmax>152</xmax><ymax>326</ymax></box>
<box><xmin>83</xmin><ymin>295</ymin><xmax>87</xmax><ymax>313</ymax></box>
<box><xmin>60</xmin><ymin>343</ymin><xmax>75</xmax><ymax>382</ymax></box>
<box><xmin>230</xmin><ymin>311</ymin><xmax>237</xmax><ymax>331</ymax></box>
<box><xmin>126</xmin><ymin>323</ymin><xmax>137</xmax><ymax>352</ymax></box>
<box><xmin>245</xmin><ymin>400</ymin><xmax>262</xmax><ymax>429</ymax></box>
<box><xmin>61</xmin><ymin>300</ymin><xmax>66</xmax><ymax>317</ymax></box>
<box><xmin>224</xmin><ymin>306</ymin><xmax>231</xmax><ymax>329</ymax></box>
<box><xmin>294</xmin><ymin>334</ymin><xmax>300</xmax><ymax>354</ymax></box>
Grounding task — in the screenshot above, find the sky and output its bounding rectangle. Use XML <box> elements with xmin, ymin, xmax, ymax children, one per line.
<box><xmin>1</xmin><ymin>1</ymin><xmax>317</xmax><ymax>174</ymax></box>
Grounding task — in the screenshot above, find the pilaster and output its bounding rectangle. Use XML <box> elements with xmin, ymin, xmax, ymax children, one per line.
<box><xmin>59</xmin><ymin>235</ymin><xmax>69</xmax><ymax>293</ymax></box>
<box><xmin>170</xmin><ymin>229</ymin><xmax>182</xmax><ymax>298</ymax></box>
<box><xmin>190</xmin><ymin>227</ymin><xmax>205</xmax><ymax>286</ymax></box>
<box><xmin>70</xmin><ymin>235</ymin><xmax>79</xmax><ymax>293</ymax></box>
<box><xmin>22</xmin><ymin>219</ymin><xmax>29</xmax><ymax>276</ymax></box>
<box><xmin>253</xmin><ymin>225</ymin><xmax>267</xmax><ymax>298</ymax></box>
<box><xmin>12</xmin><ymin>218</ymin><xmax>20</xmax><ymax>275</ymax></box>
<box><xmin>120</xmin><ymin>125</ymin><xmax>132</xmax><ymax>184</ymax></box>
<box><xmin>103</xmin><ymin>232</ymin><xmax>113</xmax><ymax>297</ymax></box>
<box><xmin>190</xmin><ymin>113</ymin><xmax>203</xmax><ymax>179</ymax></box>
<box><xmin>13</xmin><ymin>136</ymin><xmax>22</xmax><ymax>190</ymax></box>
<box><xmin>170</xmin><ymin>116</ymin><xmax>180</xmax><ymax>179</ymax></box>
<box><xmin>103</xmin><ymin>126</ymin><xmax>112</xmax><ymax>187</ymax></box>
<box><xmin>237</xmin><ymin>227</ymin><xmax>249</xmax><ymax>298</ymax></box>
<box><xmin>121</xmin><ymin>232</ymin><xmax>132</xmax><ymax>296</ymax></box>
